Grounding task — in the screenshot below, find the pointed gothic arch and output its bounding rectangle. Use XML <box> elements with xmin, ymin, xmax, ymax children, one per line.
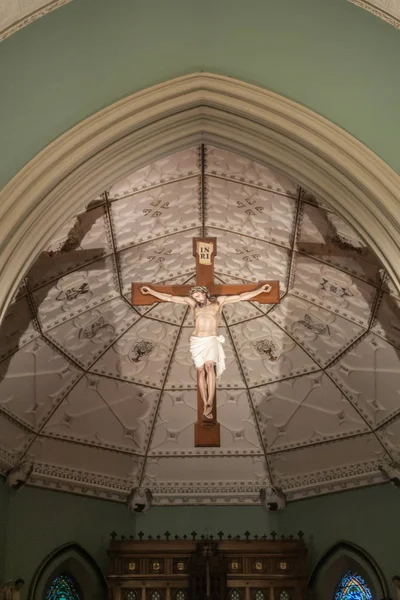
<box><xmin>28</xmin><ymin>542</ymin><xmax>108</xmax><ymax>600</ymax></box>
<box><xmin>308</xmin><ymin>540</ymin><xmax>388</xmax><ymax>600</ymax></box>
<box><xmin>0</xmin><ymin>73</ymin><xmax>399</xmax><ymax>324</ymax></box>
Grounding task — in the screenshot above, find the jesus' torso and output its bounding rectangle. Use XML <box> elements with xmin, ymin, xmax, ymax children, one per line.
<box><xmin>192</xmin><ymin>301</ymin><xmax>222</xmax><ymax>337</ymax></box>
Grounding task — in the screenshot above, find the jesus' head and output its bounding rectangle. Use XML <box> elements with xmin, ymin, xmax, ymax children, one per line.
<box><xmin>189</xmin><ymin>286</ymin><xmax>217</xmax><ymax>307</ymax></box>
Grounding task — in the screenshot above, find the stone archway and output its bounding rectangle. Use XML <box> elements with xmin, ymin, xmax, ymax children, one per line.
<box><xmin>0</xmin><ymin>72</ymin><xmax>399</xmax><ymax>322</ymax></box>
<box><xmin>28</xmin><ymin>542</ymin><xmax>108</xmax><ymax>600</ymax></box>
<box><xmin>308</xmin><ymin>540</ymin><xmax>388</xmax><ymax>599</ymax></box>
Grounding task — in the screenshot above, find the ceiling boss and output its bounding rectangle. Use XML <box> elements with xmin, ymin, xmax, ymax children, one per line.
<box><xmin>132</xmin><ymin>237</ymin><xmax>280</xmax><ymax>447</ymax></box>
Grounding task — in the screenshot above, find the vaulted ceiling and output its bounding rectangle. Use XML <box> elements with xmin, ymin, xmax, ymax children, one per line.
<box><xmin>1</xmin><ymin>145</ymin><xmax>399</xmax><ymax>505</ymax></box>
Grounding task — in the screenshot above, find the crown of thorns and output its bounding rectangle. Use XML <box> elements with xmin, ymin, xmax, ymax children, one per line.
<box><xmin>189</xmin><ymin>286</ymin><xmax>209</xmax><ymax>296</ymax></box>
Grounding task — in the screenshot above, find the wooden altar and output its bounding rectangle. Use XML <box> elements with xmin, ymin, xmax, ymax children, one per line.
<box><xmin>108</xmin><ymin>533</ymin><xmax>307</xmax><ymax>600</ymax></box>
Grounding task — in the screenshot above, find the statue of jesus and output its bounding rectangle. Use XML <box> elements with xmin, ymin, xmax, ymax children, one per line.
<box><xmin>140</xmin><ymin>283</ymin><xmax>272</xmax><ymax>420</ymax></box>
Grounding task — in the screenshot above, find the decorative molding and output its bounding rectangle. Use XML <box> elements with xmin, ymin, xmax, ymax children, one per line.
<box><xmin>0</xmin><ymin>0</ymin><xmax>74</xmax><ymax>43</ymax></box>
<box><xmin>348</xmin><ymin>0</ymin><xmax>400</xmax><ymax>29</ymax></box>
<box><xmin>108</xmin><ymin>532</ymin><xmax>304</xmax><ymax>541</ymax></box>
<box><xmin>0</xmin><ymin>446</ymin><xmax>14</xmax><ymax>472</ymax></box>
<box><xmin>22</xmin><ymin>457</ymin><xmax>386</xmax><ymax>505</ymax></box>
<box><xmin>30</xmin><ymin>461</ymin><xmax>132</xmax><ymax>500</ymax></box>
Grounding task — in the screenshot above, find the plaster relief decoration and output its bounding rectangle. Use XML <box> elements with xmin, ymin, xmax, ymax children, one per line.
<box><xmin>0</xmin><ymin>144</ymin><xmax>398</xmax><ymax>505</ymax></box>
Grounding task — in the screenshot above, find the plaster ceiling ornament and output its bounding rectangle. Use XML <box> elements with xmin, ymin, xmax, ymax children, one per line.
<box><xmin>0</xmin><ymin>144</ymin><xmax>399</xmax><ymax>505</ymax></box>
<box><xmin>347</xmin><ymin>0</ymin><xmax>400</xmax><ymax>29</ymax></box>
<box><xmin>0</xmin><ymin>0</ymin><xmax>74</xmax><ymax>42</ymax></box>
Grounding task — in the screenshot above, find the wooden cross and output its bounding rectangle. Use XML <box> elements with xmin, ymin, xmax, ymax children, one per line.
<box><xmin>131</xmin><ymin>237</ymin><xmax>280</xmax><ymax>447</ymax></box>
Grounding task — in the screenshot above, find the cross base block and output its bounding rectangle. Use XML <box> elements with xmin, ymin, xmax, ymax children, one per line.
<box><xmin>194</xmin><ymin>422</ymin><xmax>221</xmax><ymax>447</ymax></box>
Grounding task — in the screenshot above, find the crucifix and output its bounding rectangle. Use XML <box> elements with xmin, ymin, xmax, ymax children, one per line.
<box><xmin>131</xmin><ymin>237</ymin><xmax>280</xmax><ymax>447</ymax></box>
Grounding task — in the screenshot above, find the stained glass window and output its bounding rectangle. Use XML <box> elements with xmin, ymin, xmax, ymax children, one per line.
<box><xmin>334</xmin><ymin>571</ymin><xmax>373</xmax><ymax>600</ymax></box>
<box><xmin>45</xmin><ymin>573</ymin><xmax>81</xmax><ymax>600</ymax></box>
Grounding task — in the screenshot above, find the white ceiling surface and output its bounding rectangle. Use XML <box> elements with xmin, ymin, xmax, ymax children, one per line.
<box><xmin>1</xmin><ymin>145</ymin><xmax>400</xmax><ymax>506</ymax></box>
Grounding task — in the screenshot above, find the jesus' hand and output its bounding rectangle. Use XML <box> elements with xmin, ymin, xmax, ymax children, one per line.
<box><xmin>140</xmin><ymin>286</ymin><xmax>150</xmax><ymax>294</ymax></box>
<box><xmin>261</xmin><ymin>283</ymin><xmax>272</xmax><ymax>293</ymax></box>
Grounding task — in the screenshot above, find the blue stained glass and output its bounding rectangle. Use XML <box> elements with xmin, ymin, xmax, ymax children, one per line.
<box><xmin>334</xmin><ymin>571</ymin><xmax>373</xmax><ymax>600</ymax></box>
<box><xmin>45</xmin><ymin>573</ymin><xmax>81</xmax><ymax>600</ymax></box>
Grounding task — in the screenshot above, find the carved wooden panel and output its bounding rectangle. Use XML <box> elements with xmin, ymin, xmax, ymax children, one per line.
<box><xmin>108</xmin><ymin>537</ymin><xmax>307</xmax><ymax>600</ymax></box>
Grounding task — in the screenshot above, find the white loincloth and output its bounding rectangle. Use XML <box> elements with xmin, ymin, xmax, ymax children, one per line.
<box><xmin>189</xmin><ymin>335</ymin><xmax>226</xmax><ymax>379</ymax></box>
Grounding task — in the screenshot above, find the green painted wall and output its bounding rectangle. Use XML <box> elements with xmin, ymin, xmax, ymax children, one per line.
<box><xmin>1</xmin><ymin>0</ymin><xmax>400</xmax><ymax>192</ymax></box>
<box><xmin>1</xmin><ymin>482</ymin><xmax>399</xmax><ymax>599</ymax></box>
<box><xmin>0</xmin><ymin>478</ymin><xmax>9</xmax><ymax>578</ymax></box>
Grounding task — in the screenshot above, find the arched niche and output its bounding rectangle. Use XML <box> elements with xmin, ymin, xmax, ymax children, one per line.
<box><xmin>0</xmin><ymin>73</ymin><xmax>399</xmax><ymax>324</ymax></box>
<box><xmin>308</xmin><ymin>541</ymin><xmax>388</xmax><ymax>600</ymax></box>
<box><xmin>28</xmin><ymin>542</ymin><xmax>108</xmax><ymax>600</ymax></box>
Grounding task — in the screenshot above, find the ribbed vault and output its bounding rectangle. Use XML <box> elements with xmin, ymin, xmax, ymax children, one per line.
<box><xmin>1</xmin><ymin>145</ymin><xmax>399</xmax><ymax>505</ymax></box>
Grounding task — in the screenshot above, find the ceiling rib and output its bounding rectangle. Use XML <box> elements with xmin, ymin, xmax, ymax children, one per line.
<box><xmin>104</xmin><ymin>190</ymin><xmax>125</xmax><ymax>299</ymax></box>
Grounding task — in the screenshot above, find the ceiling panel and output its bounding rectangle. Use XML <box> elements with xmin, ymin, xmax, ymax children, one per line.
<box><xmin>209</xmin><ymin>228</ymin><xmax>290</xmax><ymax>290</ymax></box>
<box><xmin>0</xmin><ymin>413</ymin><xmax>34</xmax><ymax>457</ymax></box>
<box><xmin>296</xmin><ymin>202</ymin><xmax>381</xmax><ymax>285</ymax></box>
<box><xmin>28</xmin><ymin>436</ymin><xmax>142</xmax><ymax>483</ymax></box>
<box><xmin>328</xmin><ymin>333</ymin><xmax>400</xmax><ymax>428</ymax></box>
<box><xmin>0</xmin><ymin>338</ymin><xmax>82</xmax><ymax>429</ymax></box>
<box><xmin>111</xmin><ymin>177</ymin><xmax>201</xmax><ymax>249</ymax></box>
<box><xmin>269</xmin><ymin>435</ymin><xmax>385</xmax><ymax>486</ymax></box>
<box><xmin>143</xmin><ymin>455</ymin><xmax>268</xmax><ymax>489</ymax></box>
<box><xmin>206</xmin><ymin>177</ymin><xmax>296</xmax><ymax>247</ymax></box>
<box><xmin>205</xmin><ymin>146</ymin><xmax>298</xmax><ymax>197</ymax></box>
<box><xmin>119</xmin><ymin>229</ymin><xmax>201</xmax><ymax>296</ymax></box>
<box><xmin>251</xmin><ymin>372</ymin><xmax>369</xmax><ymax>453</ymax></box>
<box><xmin>290</xmin><ymin>253</ymin><xmax>378</xmax><ymax>327</ymax></box>
<box><xmin>44</xmin><ymin>297</ymin><xmax>139</xmax><ymax>368</ymax></box>
<box><xmin>108</xmin><ymin>147</ymin><xmax>200</xmax><ymax>200</ymax></box>
<box><xmin>33</xmin><ymin>255</ymin><xmax>120</xmax><ymax>331</ymax></box>
<box><xmin>149</xmin><ymin>389</ymin><xmax>262</xmax><ymax>455</ymax></box>
<box><xmin>269</xmin><ymin>294</ymin><xmax>365</xmax><ymax>367</ymax></box>
<box><xmin>27</xmin><ymin>205</ymin><xmax>112</xmax><ymax>290</ymax></box>
<box><xmin>230</xmin><ymin>316</ymin><xmax>320</xmax><ymax>387</ymax></box>
<box><xmin>90</xmin><ymin>317</ymin><xmax>179</xmax><ymax>388</ymax></box>
<box><xmin>0</xmin><ymin>295</ymin><xmax>40</xmax><ymax>362</ymax></box>
<box><xmin>371</xmin><ymin>291</ymin><xmax>400</xmax><ymax>349</ymax></box>
<box><xmin>42</xmin><ymin>374</ymin><xmax>159</xmax><ymax>454</ymax></box>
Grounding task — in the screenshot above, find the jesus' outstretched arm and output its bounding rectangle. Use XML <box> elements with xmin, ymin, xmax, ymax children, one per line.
<box><xmin>217</xmin><ymin>283</ymin><xmax>272</xmax><ymax>305</ymax></box>
<box><xmin>140</xmin><ymin>286</ymin><xmax>195</xmax><ymax>307</ymax></box>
